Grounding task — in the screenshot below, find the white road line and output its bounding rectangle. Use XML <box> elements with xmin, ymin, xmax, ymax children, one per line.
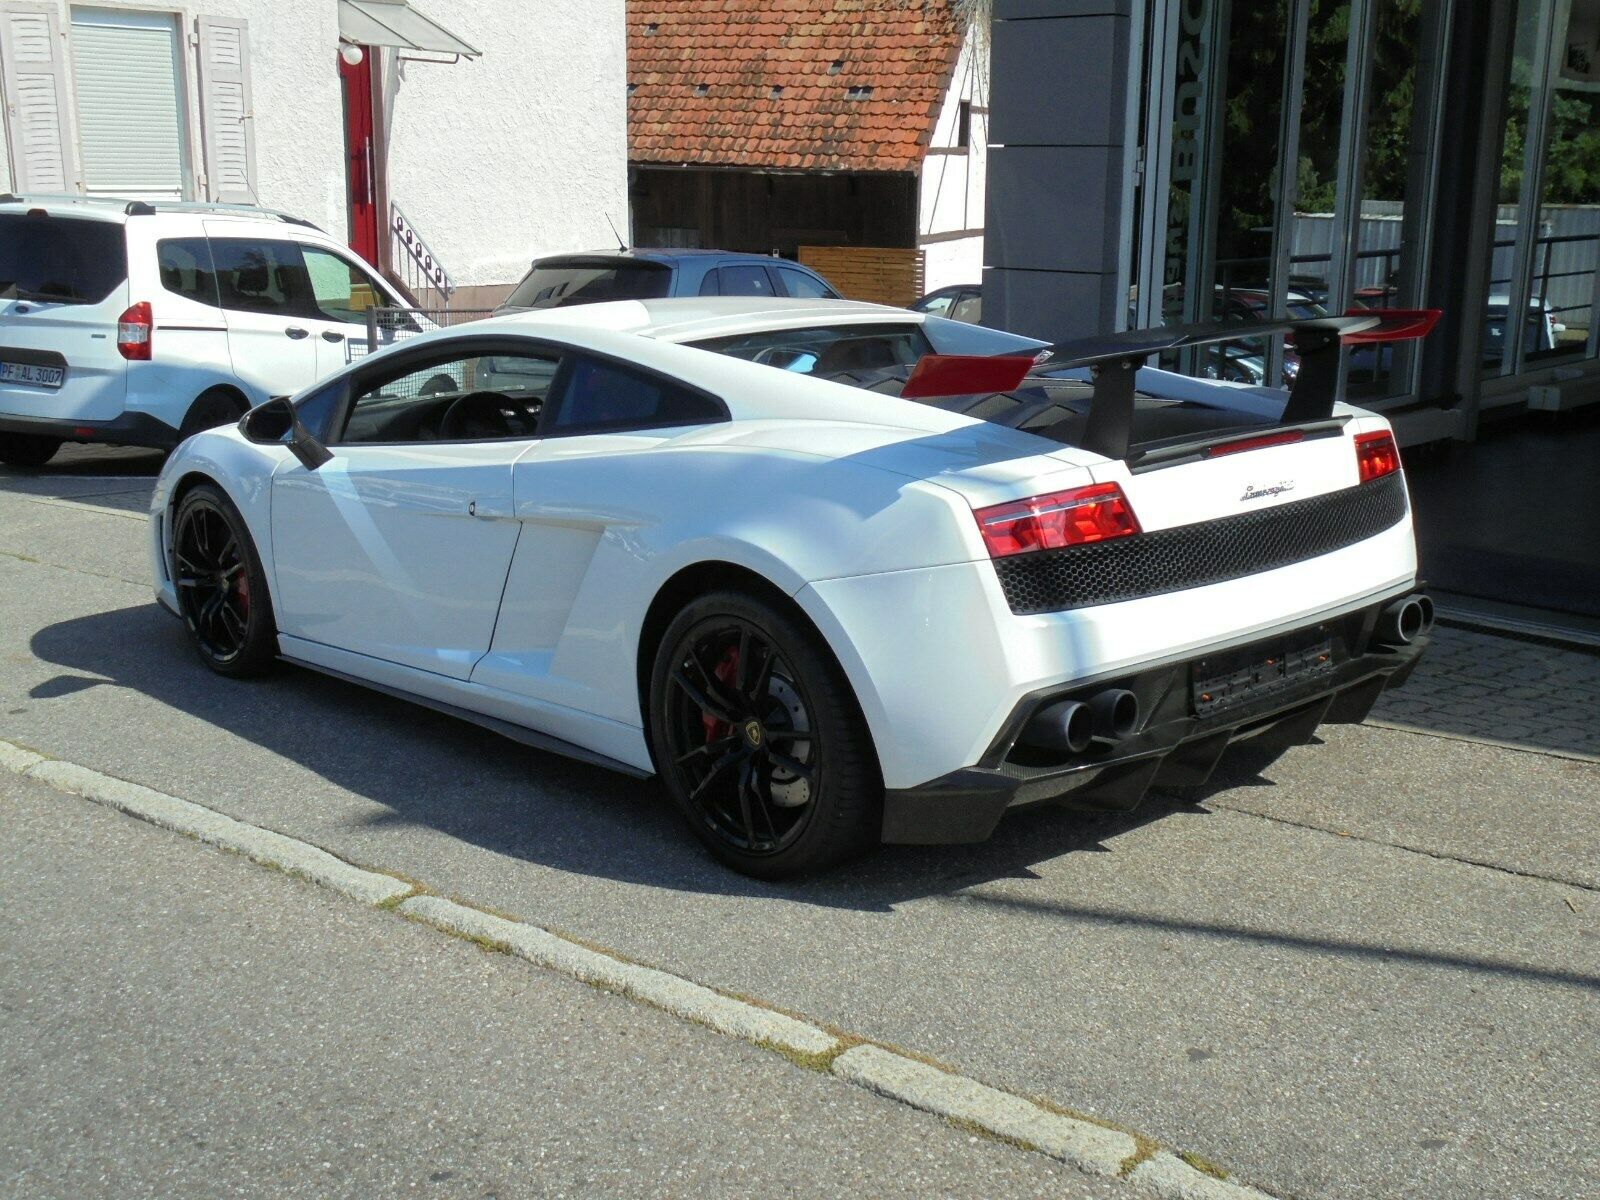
<box><xmin>0</xmin><ymin>735</ymin><xmax>1282</xmax><ymax>1200</ymax></box>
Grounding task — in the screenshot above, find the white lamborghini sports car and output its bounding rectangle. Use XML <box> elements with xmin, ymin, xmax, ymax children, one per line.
<box><xmin>150</xmin><ymin>297</ymin><xmax>1436</xmax><ymax>877</ymax></box>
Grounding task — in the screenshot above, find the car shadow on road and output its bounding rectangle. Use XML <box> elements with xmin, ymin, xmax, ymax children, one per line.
<box><xmin>31</xmin><ymin>603</ymin><xmax>1285</xmax><ymax>911</ymax></box>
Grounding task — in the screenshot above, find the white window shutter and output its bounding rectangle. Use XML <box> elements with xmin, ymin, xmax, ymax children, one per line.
<box><xmin>0</xmin><ymin>1</ymin><xmax>79</xmax><ymax>193</ymax></box>
<box><xmin>195</xmin><ymin>15</ymin><xmax>256</xmax><ymax>203</ymax></box>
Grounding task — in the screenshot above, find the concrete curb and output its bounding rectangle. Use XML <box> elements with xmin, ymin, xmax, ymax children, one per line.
<box><xmin>400</xmin><ymin>895</ymin><xmax>838</xmax><ymax>1059</ymax></box>
<box><xmin>2</xmin><ymin>736</ymin><xmax>1282</xmax><ymax>1200</ymax></box>
<box><xmin>1129</xmin><ymin>1151</ymin><xmax>1276</xmax><ymax>1200</ymax></box>
<box><xmin>12</xmin><ymin>755</ymin><xmax>411</xmax><ymax>906</ymax></box>
<box><xmin>832</xmin><ymin>1044</ymin><xmax>1135</xmax><ymax>1178</ymax></box>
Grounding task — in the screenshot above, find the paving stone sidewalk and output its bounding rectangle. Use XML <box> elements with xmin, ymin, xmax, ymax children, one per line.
<box><xmin>1372</xmin><ymin>624</ymin><xmax>1600</xmax><ymax>759</ymax></box>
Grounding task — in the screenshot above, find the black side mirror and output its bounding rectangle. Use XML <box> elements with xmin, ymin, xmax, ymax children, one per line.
<box><xmin>241</xmin><ymin>397</ymin><xmax>333</xmax><ymax>471</ymax></box>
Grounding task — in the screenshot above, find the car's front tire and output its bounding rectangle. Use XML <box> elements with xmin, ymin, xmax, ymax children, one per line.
<box><xmin>171</xmin><ymin>483</ymin><xmax>277</xmax><ymax>677</ymax></box>
<box><xmin>649</xmin><ymin>589</ymin><xmax>881</xmax><ymax>878</ymax></box>
<box><xmin>0</xmin><ymin>433</ymin><xmax>62</xmax><ymax>468</ymax></box>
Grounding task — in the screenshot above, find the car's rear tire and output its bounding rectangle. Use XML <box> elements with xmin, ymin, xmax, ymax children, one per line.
<box><xmin>649</xmin><ymin>589</ymin><xmax>881</xmax><ymax>878</ymax></box>
<box><xmin>178</xmin><ymin>389</ymin><xmax>248</xmax><ymax>442</ymax></box>
<box><xmin>171</xmin><ymin>483</ymin><xmax>277</xmax><ymax>677</ymax></box>
<box><xmin>0</xmin><ymin>433</ymin><xmax>62</xmax><ymax>468</ymax></box>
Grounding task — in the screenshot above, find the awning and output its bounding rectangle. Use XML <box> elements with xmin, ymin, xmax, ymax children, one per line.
<box><xmin>338</xmin><ymin>0</ymin><xmax>480</xmax><ymax>60</ymax></box>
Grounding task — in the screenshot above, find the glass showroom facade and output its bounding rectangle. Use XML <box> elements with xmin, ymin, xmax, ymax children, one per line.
<box><xmin>988</xmin><ymin>0</ymin><xmax>1600</xmax><ymax>621</ymax></box>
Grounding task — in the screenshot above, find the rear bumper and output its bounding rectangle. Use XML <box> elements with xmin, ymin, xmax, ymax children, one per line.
<box><xmin>0</xmin><ymin>409</ymin><xmax>178</xmax><ymax>450</ymax></box>
<box><xmin>881</xmin><ymin>592</ymin><xmax>1428</xmax><ymax>844</ymax></box>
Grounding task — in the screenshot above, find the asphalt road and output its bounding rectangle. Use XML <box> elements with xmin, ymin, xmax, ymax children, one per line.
<box><xmin>2</xmin><ymin>448</ymin><xmax>1597</xmax><ymax>1200</ymax></box>
<box><xmin>1</xmin><ymin>768</ymin><xmax>1128</xmax><ymax>1200</ymax></box>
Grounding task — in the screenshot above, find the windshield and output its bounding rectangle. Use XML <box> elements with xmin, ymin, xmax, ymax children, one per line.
<box><xmin>0</xmin><ymin>214</ymin><xmax>127</xmax><ymax>304</ymax></box>
<box><xmin>503</xmin><ymin>259</ymin><xmax>672</xmax><ymax>310</ymax></box>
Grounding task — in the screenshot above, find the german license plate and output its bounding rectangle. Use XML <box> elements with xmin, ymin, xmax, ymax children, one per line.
<box><xmin>0</xmin><ymin>361</ymin><xmax>64</xmax><ymax>388</ymax></box>
<box><xmin>1192</xmin><ymin>631</ymin><xmax>1335</xmax><ymax>717</ymax></box>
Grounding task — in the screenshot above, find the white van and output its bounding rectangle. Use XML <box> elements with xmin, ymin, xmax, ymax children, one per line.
<box><xmin>0</xmin><ymin>195</ymin><xmax>417</xmax><ymax>467</ymax></box>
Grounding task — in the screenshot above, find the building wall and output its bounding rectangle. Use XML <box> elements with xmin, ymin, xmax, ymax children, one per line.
<box><xmin>918</xmin><ymin>26</ymin><xmax>987</xmax><ymax>293</ymax></box>
<box><xmin>379</xmin><ymin>0</ymin><xmax>628</xmax><ymax>289</ymax></box>
<box><xmin>0</xmin><ymin>0</ymin><xmax>625</xmax><ymax>292</ymax></box>
<box><xmin>0</xmin><ymin>0</ymin><xmax>346</xmax><ymax>226</ymax></box>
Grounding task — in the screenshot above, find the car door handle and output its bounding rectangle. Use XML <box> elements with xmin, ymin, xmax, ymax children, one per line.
<box><xmin>322</xmin><ymin>330</ymin><xmax>345</xmax><ymax>343</ymax></box>
<box><xmin>285</xmin><ymin>326</ymin><xmax>310</xmax><ymax>340</ymax></box>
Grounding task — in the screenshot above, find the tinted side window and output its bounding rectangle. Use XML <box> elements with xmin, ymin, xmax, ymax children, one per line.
<box><xmin>157</xmin><ymin>238</ymin><xmax>220</xmax><ymax>306</ymax></box>
<box><xmin>209</xmin><ymin>238</ymin><xmax>314</xmax><ymax>317</ymax></box>
<box><xmin>717</xmin><ymin>264</ymin><xmax>776</xmax><ymax>297</ymax></box>
<box><xmin>342</xmin><ymin>348</ymin><xmax>560</xmax><ymax>444</ymax></box>
<box><xmin>551</xmin><ymin>357</ymin><xmax>723</xmax><ymax>433</ymax></box>
<box><xmin>698</xmin><ymin>268</ymin><xmax>722</xmax><ymax>297</ymax></box>
<box><xmin>777</xmin><ymin>266</ymin><xmax>834</xmax><ymax>299</ymax></box>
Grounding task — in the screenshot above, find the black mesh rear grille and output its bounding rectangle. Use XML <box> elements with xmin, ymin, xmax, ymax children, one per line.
<box><xmin>993</xmin><ymin>472</ymin><xmax>1409</xmax><ymax>614</ymax></box>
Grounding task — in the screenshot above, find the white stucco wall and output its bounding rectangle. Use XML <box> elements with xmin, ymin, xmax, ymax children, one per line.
<box><xmin>2</xmin><ymin>0</ymin><xmax>627</xmax><ymax>293</ymax></box>
<box><xmin>0</xmin><ymin>0</ymin><xmax>346</xmax><ymax>229</ymax></box>
<box><xmin>380</xmin><ymin>0</ymin><xmax>629</xmax><ymax>288</ymax></box>
<box><xmin>918</xmin><ymin>26</ymin><xmax>987</xmax><ymax>294</ymax></box>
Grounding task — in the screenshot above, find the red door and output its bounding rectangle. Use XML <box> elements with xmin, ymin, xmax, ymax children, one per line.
<box><xmin>338</xmin><ymin>47</ymin><xmax>379</xmax><ymax>266</ymax></box>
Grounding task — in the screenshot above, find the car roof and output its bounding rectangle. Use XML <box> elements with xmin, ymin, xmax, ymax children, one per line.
<box><xmin>532</xmin><ymin>248</ymin><xmax>814</xmax><ymax>269</ymax></box>
<box><xmin>488</xmin><ymin>296</ymin><xmax>923</xmax><ymax>343</ymax></box>
<box><xmin>0</xmin><ymin>193</ymin><xmax>322</xmax><ymax>230</ymax></box>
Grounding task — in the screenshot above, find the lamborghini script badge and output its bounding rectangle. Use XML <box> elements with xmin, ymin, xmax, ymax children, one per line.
<box><xmin>1241</xmin><ymin>482</ymin><xmax>1296</xmax><ymax>501</ymax></box>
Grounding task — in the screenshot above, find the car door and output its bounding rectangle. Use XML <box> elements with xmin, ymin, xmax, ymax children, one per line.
<box><xmin>470</xmin><ymin>353</ymin><xmax>728</xmax><ymax>720</ymax></box>
<box><xmin>296</xmin><ymin>242</ymin><xmax>407</xmax><ymax>372</ymax></box>
<box><xmin>269</xmin><ymin>339</ymin><xmax>562</xmax><ymax>680</ymax></box>
<box><xmin>204</xmin><ymin>229</ymin><xmax>321</xmax><ymax>395</ymax></box>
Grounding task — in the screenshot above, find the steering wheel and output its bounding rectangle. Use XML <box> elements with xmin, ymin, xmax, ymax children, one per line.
<box><xmin>438</xmin><ymin>391</ymin><xmax>533</xmax><ymax>440</ymax></box>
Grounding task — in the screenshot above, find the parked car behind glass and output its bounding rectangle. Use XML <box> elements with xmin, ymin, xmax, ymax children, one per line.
<box><xmin>495</xmin><ymin>250</ymin><xmax>840</xmax><ymax>314</ymax></box>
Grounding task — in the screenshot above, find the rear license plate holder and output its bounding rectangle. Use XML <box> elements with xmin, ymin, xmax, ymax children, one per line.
<box><xmin>0</xmin><ymin>361</ymin><xmax>65</xmax><ymax>388</ymax></box>
<box><xmin>1192</xmin><ymin>629</ymin><xmax>1335</xmax><ymax>717</ymax></box>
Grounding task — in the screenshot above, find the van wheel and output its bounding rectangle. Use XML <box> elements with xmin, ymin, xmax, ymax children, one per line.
<box><xmin>179</xmin><ymin>390</ymin><xmax>248</xmax><ymax>442</ymax></box>
<box><xmin>0</xmin><ymin>433</ymin><xmax>61</xmax><ymax>468</ymax></box>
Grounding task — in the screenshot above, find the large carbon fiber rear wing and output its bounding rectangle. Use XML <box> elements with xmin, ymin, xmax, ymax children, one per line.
<box><xmin>901</xmin><ymin>309</ymin><xmax>1441</xmax><ymax>460</ymax></box>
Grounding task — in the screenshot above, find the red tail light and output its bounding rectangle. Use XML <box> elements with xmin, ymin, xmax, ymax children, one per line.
<box><xmin>117</xmin><ymin>301</ymin><xmax>153</xmax><ymax>361</ymax></box>
<box><xmin>1354</xmin><ymin>430</ymin><xmax>1400</xmax><ymax>483</ymax></box>
<box><xmin>974</xmin><ymin>482</ymin><xmax>1141</xmax><ymax>558</ymax></box>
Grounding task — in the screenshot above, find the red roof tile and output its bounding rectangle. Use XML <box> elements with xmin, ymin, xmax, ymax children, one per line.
<box><xmin>628</xmin><ymin>0</ymin><xmax>963</xmax><ymax>173</ymax></box>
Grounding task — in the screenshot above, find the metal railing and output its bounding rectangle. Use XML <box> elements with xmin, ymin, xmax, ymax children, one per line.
<box><xmin>388</xmin><ymin>202</ymin><xmax>454</xmax><ymax>308</ymax></box>
<box><xmin>349</xmin><ymin>306</ymin><xmax>497</xmax><ymax>363</ymax></box>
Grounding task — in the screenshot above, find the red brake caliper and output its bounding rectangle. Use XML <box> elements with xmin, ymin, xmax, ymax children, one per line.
<box><xmin>702</xmin><ymin>646</ymin><xmax>740</xmax><ymax>743</ymax></box>
<box><xmin>235</xmin><ymin>571</ymin><xmax>250</xmax><ymax>618</ymax></box>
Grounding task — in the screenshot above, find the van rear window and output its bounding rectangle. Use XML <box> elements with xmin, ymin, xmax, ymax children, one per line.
<box><xmin>504</xmin><ymin>259</ymin><xmax>671</xmax><ymax>309</ymax></box>
<box><xmin>0</xmin><ymin>214</ymin><xmax>127</xmax><ymax>305</ymax></box>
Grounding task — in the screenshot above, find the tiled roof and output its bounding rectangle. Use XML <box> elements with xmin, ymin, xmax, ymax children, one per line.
<box><xmin>628</xmin><ymin>0</ymin><xmax>964</xmax><ymax>174</ymax></box>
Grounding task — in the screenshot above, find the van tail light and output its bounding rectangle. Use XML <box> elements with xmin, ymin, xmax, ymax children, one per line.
<box><xmin>974</xmin><ymin>482</ymin><xmax>1141</xmax><ymax>558</ymax></box>
<box><xmin>117</xmin><ymin>301</ymin><xmax>153</xmax><ymax>361</ymax></box>
<box><xmin>1354</xmin><ymin>430</ymin><xmax>1401</xmax><ymax>483</ymax></box>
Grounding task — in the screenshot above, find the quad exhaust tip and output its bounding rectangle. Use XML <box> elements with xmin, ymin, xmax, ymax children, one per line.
<box><xmin>1376</xmin><ymin>593</ymin><xmax>1434</xmax><ymax>647</ymax></box>
<box><xmin>1089</xmin><ymin>689</ymin><xmax>1140</xmax><ymax>743</ymax></box>
<box><xmin>1023</xmin><ymin>699</ymin><xmax>1094</xmax><ymax>755</ymax></box>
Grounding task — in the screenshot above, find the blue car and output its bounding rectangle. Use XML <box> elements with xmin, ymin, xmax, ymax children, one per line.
<box><xmin>495</xmin><ymin>249</ymin><xmax>840</xmax><ymax>313</ymax></box>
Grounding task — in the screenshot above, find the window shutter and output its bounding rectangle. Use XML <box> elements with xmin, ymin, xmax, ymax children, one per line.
<box><xmin>70</xmin><ymin>9</ymin><xmax>188</xmax><ymax>200</ymax></box>
<box><xmin>0</xmin><ymin>1</ymin><xmax>79</xmax><ymax>192</ymax></box>
<box><xmin>194</xmin><ymin>15</ymin><xmax>256</xmax><ymax>203</ymax></box>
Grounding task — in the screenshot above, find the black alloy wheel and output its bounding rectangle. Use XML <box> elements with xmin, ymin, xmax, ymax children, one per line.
<box><xmin>171</xmin><ymin>484</ymin><xmax>276</xmax><ymax>677</ymax></box>
<box><xmin>651</xmin><ymin>591</ymin><xmax>880</xmax><ymax>878</ymax></box>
